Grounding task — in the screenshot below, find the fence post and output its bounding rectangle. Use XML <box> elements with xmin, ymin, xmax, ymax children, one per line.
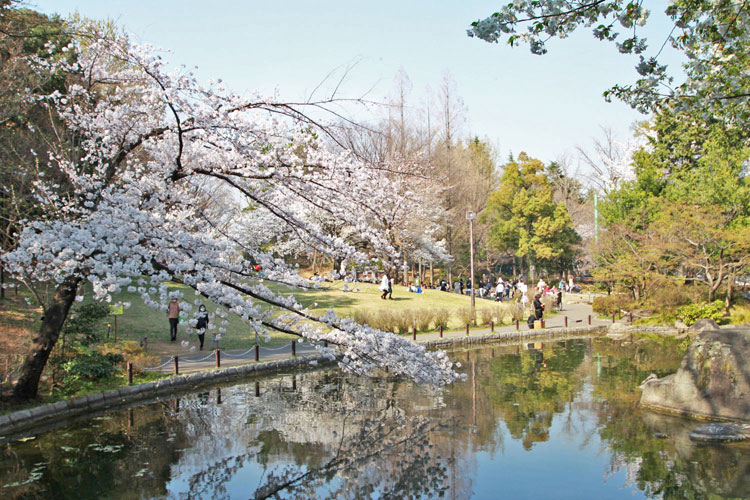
<box><xmin>629</xmin><ymin>311</ymin><xmax>633</xmax><ymax>323</ymax></box>
<box><xmin>127</xmin><ymin>362</ymin><xmax>133</xmax><ymax>385</ymax></box>
<box><xmin>612</xmin><ymin>313</ymin><xmax>616</xmax><ymax>324</ymax></box>
<box><xmin>173</xmin><ymin>356</ymin><xmax>179</xmax><ymax>375</ymax></box>
<box><xmin>292</xmin><ymin>340</ymin><xmax>296</xmax><ymax>356</ymax></box>
<box><xmin>516</xmin><ymin>319</ymin><xmax>519</xmax><ymax>331</ymax></box>
<box><xmin>490</xmin><ymin>320</ymin><xmax>494</xmax><ymax>333</ymax></box>
<box><xmin>412</xmin><ymin>328</ymin><xmax>416</xmax><ymax>341</ymax></box>
<box><xmin>465</xmin><ymin>323</ymin><xmax>469</xmax><ymax>336</ymax></box>
<box><xmin>216</xmin><ymin>349</ymin><xmax>221</xmax><ymax>368</ymax></box>
<box><xmin>439</xmin><ymin>325</ymin><xmax>443</xmax><ymax>338</ymax></box>
<box><xmin>254</xmin><ymin>344</ymin><xmax>259</xmax><ymax>362</ymax></box>
<box><xmin>588</xmin><ymin>314</ymin><xmax>591</xmax><ymax>325</ymax></box>
<box><xmin>564</xmin><ymin>316</ymin><xmax>568</xmax><ymax>327</ymax></box>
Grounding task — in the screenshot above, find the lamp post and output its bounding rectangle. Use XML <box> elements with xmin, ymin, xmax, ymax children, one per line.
<box><xmin>466</xmin><ymin>211</ymin><xmax>476</xmax><ymax>313</ymax></box>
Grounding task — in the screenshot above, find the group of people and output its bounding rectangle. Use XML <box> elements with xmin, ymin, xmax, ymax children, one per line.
<box><xmin>167</xmin><ymin>297</ymin><xmax>218</xmax><ymax>350</ymax></box>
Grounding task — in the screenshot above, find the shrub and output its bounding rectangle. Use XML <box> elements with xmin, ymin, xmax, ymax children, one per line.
<box><xmin>479</xmin><ymin>308</ymin><xmax>493</xmax><ymax>326</ymax></box>
<box><xmin>394</xmin><ymin>309</ymin><xmax>415</xmax><ymax>333</ymax></box>
<box><xmin>456</xmin><ymin>307</ymin><xmax>475</xmax><ymax>326</ymax></box>
<box><xmin>99</xmin><ymin>341</ymin><xmax>159</xmax><ymax>369</ymax></box>
<box><xmin>508</xmin><ymin>302</ymin><xmax>525</xmax><ymax>321</ymax></box>
<box><xmin>63</xmin><ymin>347</ymin><xmax>124</xmax><ymax>381</ymax></box>
<box><xmin>592</xmin><ymin>294</ymin><xmax>632</xmax><ymax>316</ymax></box>
<box><xmin>370</xmin><ymin>309</ymin><xmax>396</xmax><ymax>332</ymax></box>
<box><xmin>433</xmin><ymin>309</ymin><xmax>449</xmax><ymax>329</ymax></box>
<box><xmin>414</xmin><ymin>309</ymin><xmax>434</xmax><ymax>331</ymax></box>
<box><xmin>676</xmin><ymin>300</ymin><xmax>725</xmax><ymax>326</ymax></box>
<box><xmin>642</xmin><ymin>280</ymin><xmax>702</xmax><ymax>311</ymax></box>
<box><xmin>541</xmin><ymin>295</ymin><xmax>555</xmax><ymax>312</ymax></box>
<box><xmin>729</xmin><ymin>304</ymin><xmax>750</xmax><ymax>325</ymax></box>
<box><xmin>61</xmin><ymin>302</ymin><xmax>110</xmax><ymax>346</ymax></box>
<box><xmin>495</xmin><ymin>304</ymin><xmax>511</xmax><ymax>324</ymax></box>
<box><xmin>352</xmin><ymin>309</ymin><xmax>370</xmax><ymax>326</ymax></box>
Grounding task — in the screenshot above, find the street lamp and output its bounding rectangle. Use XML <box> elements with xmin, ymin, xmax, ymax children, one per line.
<box><xmin>466</xmin><ymin>211</ymin><xmax>476</xmax><ymax>313</ymax></box>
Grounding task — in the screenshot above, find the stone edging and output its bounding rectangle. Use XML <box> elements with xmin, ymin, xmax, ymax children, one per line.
<box><xmin>0</xmin><ymin>353</ymin><xmax>329</xmax><ymax>440</ymax></box>
<box><xmin>423</xmin><ymin>325</ymin><xmax>609</xmax><ymax>348</ymax></box>
<box><xmin>0</xmin><ymin>324</ymin><xmax>609</xmax><ymax>440</ymax></box>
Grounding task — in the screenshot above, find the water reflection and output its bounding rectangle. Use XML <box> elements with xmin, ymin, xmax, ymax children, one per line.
<box><xmin>2</xmin><ymin>336</ymin><xmax>749</xmax><ymax>499</ymax></box>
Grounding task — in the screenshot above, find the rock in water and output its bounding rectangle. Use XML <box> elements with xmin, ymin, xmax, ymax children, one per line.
<box><xmin>640</xmin><ymin>329</ymin><xmax>750</xmax><ymax>421</ymax></box>
<box><xmin>689</xmin><ymin>422</ymin><xmax>750</xmax><ymax>443</ymax></box>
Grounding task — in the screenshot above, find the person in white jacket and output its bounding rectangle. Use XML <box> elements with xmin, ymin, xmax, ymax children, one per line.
<box><xmin>380</xmin><ymin>273</ymin><xmax>390</xmax><ymax>300</ymax></box>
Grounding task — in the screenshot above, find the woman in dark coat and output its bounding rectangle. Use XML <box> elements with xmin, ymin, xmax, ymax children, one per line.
<box><xmin>196</xmin><ymin>304</ymin><xmax>209</xmax><ymax>350</ymax></box>
<box><xmin>533</xmin><ymin>294</ymin><xmax>544</xmax><ymax>320</ymax></box>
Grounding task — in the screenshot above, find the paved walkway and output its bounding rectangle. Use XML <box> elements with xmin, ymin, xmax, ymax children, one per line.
<box><xmin>150</xmin><ymin>296</ymin><xmax>611</xmax><ymax>374</ymax></box>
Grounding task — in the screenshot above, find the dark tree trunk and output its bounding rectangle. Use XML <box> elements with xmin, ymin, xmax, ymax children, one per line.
<box><xmin>12</xmin><ymin>275</ymin><xmax>81</xmax><ymax>400</ymax></box>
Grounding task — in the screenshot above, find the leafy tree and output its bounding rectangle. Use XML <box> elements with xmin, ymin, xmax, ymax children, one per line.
<box><xmin>482</xmin><ymin>153</ymin><xmax>580</xmax><ymax>280</ymax></box>
<box><xmin>468</xmin><ymin>1</ymin><xmax>750</xmax><ymax>125</ymax></box>
<box><xmin>594</xmin><ymin>105</ymin><xmax>750</xmax><ymax>302</ymax></box>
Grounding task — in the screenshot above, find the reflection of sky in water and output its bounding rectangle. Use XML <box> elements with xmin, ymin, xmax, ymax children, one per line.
<box><xmin>473</xmin><ymin>384</ymin><xmax>643</xmax><ymax>499</ymax></box>
<box><xmin>3</xmin><ymin>337</ymin><xmax>748</xmax><ymax>499</ymax></box>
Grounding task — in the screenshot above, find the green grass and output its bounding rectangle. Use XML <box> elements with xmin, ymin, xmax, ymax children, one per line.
<box><xmin>291</xmin><ymin>280</ymin><xmax>478</xmax><ymax>322</ymax></box>
<box><xmin>103</xmin><ymin>283</ymin><xmax>300</xmax><ymax>352</ymax></box>
<box><xmin>104</xmin><ymin>280</ymin><xmax>501</xmax><ymax>351</ymax></box>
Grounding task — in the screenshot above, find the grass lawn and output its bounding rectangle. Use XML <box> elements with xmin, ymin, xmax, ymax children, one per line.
<box><xmin>292</xmin><ymin>280</ymin><xmax>484</xmax><ymax>322</ymax></box>
<box><xmin>104</xmin><ymin>279</ymin><xmax>508</xmax><ymax>355</ymax></box>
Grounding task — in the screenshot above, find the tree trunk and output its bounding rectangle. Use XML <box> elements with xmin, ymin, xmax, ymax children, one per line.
<box><xmin>12</xmin><ymin>275</ymin><xmax>81</xmax><ymax>400</ymax></box>
<box><xmin>726</xmin><ymin>269</ymin><xmax>735</xmax><ymax>312</ymax></box>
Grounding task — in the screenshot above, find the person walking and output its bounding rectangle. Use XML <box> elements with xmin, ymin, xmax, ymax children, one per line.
<box><xmin>380</xmin><ymin>273</ymin><xmax>390</xmax><ymax>300</ymax></box>
<box><xmin>167</xmin><ymin>297</ymin><xmax>182</xmax><ymax>341</ymax></box>
<box><xmin>195</xmin><ymin>304</ymin><xmax>209</xmax><ymax>350</ymax></box>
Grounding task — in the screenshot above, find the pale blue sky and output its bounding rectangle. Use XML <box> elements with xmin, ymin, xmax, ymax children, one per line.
<box><xmin>29</xmin><ymin>0</ymin><xmax>682</xmax><ymax>164</ymax></box>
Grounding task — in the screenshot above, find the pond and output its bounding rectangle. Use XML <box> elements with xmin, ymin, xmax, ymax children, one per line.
<box><xmin>2</xmin><ymin>335</ymin><xmax>750</xmax><ymax>499</ymax></box>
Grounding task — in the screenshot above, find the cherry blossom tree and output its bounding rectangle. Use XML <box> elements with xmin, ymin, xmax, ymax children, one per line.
<box><xmin>1</xmin><ymin>28</ymin><xmax>462</xmax><ymax>400</ymax></box>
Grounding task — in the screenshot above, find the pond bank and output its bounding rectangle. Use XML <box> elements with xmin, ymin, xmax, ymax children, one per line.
<box><xmin>0</xmin><ymin>323</ymin><xmax>610</xmax><ymax>440</ymax></box>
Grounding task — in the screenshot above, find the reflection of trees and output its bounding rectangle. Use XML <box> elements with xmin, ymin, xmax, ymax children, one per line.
<box><xmin>469</xmin><ymin>341</ymin><xmax>587</xmax><ymax>450</ymax></box>
<box><xmin>5</xmin><ymin>335</ymin><xmax>749</xmax><ymax>499</ymax></box>
<box><xmin>0</xmin><ymin>401</ymin><xmax>190</xmax><ymax>498</ymax></box>
<box><xmin>590</xmin><ymin>336</ymin><xmax>750</xmax><ymax>499</ymax></box>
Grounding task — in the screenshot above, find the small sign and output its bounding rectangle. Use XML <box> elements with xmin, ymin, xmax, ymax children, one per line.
<box><xmin>109</xmin><ymin>304</ymin><xmax>124</xmax><ymax>316</ymax></box>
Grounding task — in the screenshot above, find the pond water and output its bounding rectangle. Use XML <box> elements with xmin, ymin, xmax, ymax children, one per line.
<box><xmin>3</xmin><ymin>335</ymin><xmax>750</xmax><ymax>499</ymax></box>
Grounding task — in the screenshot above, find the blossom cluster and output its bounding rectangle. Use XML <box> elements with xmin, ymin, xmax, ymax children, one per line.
<box><xmin>2</xmin><ymin>29</ymin><xmax>461</xmax><ymax>386</ymax></box>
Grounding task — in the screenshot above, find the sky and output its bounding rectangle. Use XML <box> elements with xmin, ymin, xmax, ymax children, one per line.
<box><xmin>28</xmin><ymin>0</ymin><xmax>683</xmax><ymax>165</ymax></box>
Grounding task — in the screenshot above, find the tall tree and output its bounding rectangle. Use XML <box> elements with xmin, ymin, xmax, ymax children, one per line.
<box><xmin>483</xmin><ymin>153</ymin><xmax>580</xmax><ymax>280</ymax></box>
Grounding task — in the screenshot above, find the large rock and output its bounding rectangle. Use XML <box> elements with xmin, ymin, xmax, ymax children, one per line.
<box><xmin>640</xmin><ymin>328</ymin><xmax>750</xmax><ymax>422</ymax></box>
<box><xmin>688</xmin><ymin>318</ymin><xmax>720</xmax><ymax>333</ymax></box>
